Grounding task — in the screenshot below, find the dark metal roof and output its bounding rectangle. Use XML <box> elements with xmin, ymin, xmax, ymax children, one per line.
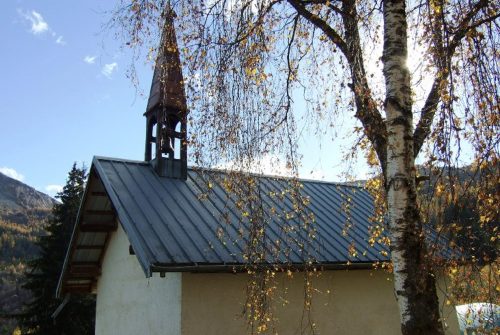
<box><xmin>57</xmin><ymin>155</ymin><xmax>393</xmax><ymax>296</ymax></box>
<box><xmin>93</xmin><ymin>156</ymin><xmax>390</xmax><ymax>274</ymax></box>
<box><xmin>57</xmin><ymin>155</ymin><xmax>459</xmax><ymax>297</ymax></box>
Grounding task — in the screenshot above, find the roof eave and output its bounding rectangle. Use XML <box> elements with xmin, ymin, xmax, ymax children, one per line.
<box><xmin>150</xmin><ymin>261</ymin><xmax>379</xmax><ymax>274</ymax></box>
<box><xmin>56</xmin><ymin>164</ymin><xmax>97</xmax><ymax>298</ymax></box>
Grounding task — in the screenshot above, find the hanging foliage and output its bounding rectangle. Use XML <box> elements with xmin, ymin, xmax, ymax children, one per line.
<box><xmin>110</xmin><ymin>1</ymin><xmax>499</xmax><ymax>334</ymax></box>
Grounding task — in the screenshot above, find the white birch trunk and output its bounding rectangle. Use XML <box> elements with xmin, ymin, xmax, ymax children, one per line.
<box><xmin>382</xmin><ymin>1</ymin><xmax>445</xmax><ymax>334</ymax></box>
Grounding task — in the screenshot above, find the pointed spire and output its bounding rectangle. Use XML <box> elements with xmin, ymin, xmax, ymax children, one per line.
<box><xmin>146</xmin><ymin>7</ymin><xmax>187</xmax><ymax>113</ymax></box>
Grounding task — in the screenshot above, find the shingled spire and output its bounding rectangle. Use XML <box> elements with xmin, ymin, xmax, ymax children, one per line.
<box><xmin>144</xmin><ymin>7</ymin><xmax>188</xmax><ymax>179</ymax></box>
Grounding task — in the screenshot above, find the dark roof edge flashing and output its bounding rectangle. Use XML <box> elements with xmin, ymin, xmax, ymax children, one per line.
<box><xmin>150</xmin><ymin>261</ymin><xmax>378</xmax><ymax>274</ymax></box>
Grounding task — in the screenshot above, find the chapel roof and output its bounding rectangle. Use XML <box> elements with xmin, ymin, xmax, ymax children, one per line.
<box><xmin>57</xmin><ymin>156</ymin><xmax>393</xmax><ymax>296</ymax></box>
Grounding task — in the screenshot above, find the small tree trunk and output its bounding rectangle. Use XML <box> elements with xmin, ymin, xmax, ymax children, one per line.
<box><xmin>382</xmin><ymin>1</ymin><xmax>445</xmax><ymax>334</ymax></box>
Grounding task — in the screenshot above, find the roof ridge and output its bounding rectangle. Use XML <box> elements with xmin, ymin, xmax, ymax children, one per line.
<box><xmin>93</xmin><ymin>157</ymin><xmax>367</xmax><ymax>189</ymax></box>
<box><xmin>93</xmin><ymin>156</ymin><xmax>150</xmax><ymax>165</ymax></box>
<box><xmin>188</xmin><ymin>166</ymin><xmax>367</xmax><ymax>189</ymax></box>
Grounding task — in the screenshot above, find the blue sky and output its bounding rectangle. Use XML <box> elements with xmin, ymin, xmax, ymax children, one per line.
<box><xmin>1</xmin><ymin>0</ymin><xmax>369</xmax><ymax>197</ymax></box>
<box><xmin>1</xmin><ymin>0</ymin><xmax>152</xmax><ymax>196</ymax></box>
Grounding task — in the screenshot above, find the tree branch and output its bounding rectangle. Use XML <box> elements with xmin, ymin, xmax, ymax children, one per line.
<box><xmin>287</xmin><ymin>0</ymin><xmax>351</xmax><ymax>61</ymax></box>
<box><xmin>287</xmin><ymin>0</ymin><xmax>388</xmax><ymax>173</ymax></box>
<box><xmin>341</xmin><ymin>0</ymin><xmax>387</xmax><ymax>172</ymax></box>
<box><xmin>299</xmin><ymin>0</ymin><xmax>352</xmax><ymax>17</ymax></box>
<box><xmin>263</xmin><ymin>15</ymin><xmax>300</xmax><ymax>136</ymax></box>
<box><xmin>413</xmin><ymin>0</ymin><xmax>496</xmax><ymax>157</ymax></box>
<box><xmin>226</xmin><ymin>0</ymin><xmax>281</xmax><ymax>46</ymax></box>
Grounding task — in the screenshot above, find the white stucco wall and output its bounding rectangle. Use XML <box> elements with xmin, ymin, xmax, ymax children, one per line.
<box><xmin>181</xmin><ymin>272</ymin><xmax>460</xmax><ymax>335</ymax></box>
<box><xmin>94</xmin><ymin>223</ymin><xmax>459</xmax><ymax>335</ymax></box>
<box><xmin>95</xmin><ymin>223</ymin><xmax>181</xmax><ymax>335</ymax></box>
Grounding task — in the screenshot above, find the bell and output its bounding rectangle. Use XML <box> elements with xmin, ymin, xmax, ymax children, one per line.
<box><xmin>161</xmin><ymin>137</ymin><xmax>174</xmax><ymax>155</ymax></box>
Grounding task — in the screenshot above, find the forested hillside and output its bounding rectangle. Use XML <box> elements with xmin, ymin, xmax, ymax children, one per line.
<box><xmin>0</xmin><ymin>172</ymin><xmax>55</xmax><ymax>335</ymax></box>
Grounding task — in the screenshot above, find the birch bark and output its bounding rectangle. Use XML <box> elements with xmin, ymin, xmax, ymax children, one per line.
<box><xmin>382</xmin><ymin>1</ymin><xmax>444</xmax><ymax>334</ymax></box>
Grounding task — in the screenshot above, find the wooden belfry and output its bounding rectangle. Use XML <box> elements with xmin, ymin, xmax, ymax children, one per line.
<box><xmin>144</xmin><ymin>7</ymin><xmax>187</xmax><ymax>179</ymax></box>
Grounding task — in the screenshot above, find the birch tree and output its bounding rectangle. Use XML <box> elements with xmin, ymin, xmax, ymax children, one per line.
<box><xmin>113</xmin><ymin>0</ymin><xmax>499</xmax><ymax>334</ymax></box>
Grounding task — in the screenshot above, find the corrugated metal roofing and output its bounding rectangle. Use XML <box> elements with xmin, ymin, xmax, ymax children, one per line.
<box><xmin>92</xmin><ymin>156</ymin><xmax>391</xmax><ymax>276</ymax></box>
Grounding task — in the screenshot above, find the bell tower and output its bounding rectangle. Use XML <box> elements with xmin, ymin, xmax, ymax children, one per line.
<box><xmin>144</xmin><ymin>7</ymin><xmax>187</xmax><ymax>179</ymax></box>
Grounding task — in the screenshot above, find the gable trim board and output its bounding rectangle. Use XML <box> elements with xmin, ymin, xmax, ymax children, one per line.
<box><xmin>57</xmin><ymin>156</ymin><xmax>394</xmax><ymax>296</ymax></box>
<box><xmin>56</xmin><ymin>165</ymin><xmax>118</xmax><ymax>295</ymax></box>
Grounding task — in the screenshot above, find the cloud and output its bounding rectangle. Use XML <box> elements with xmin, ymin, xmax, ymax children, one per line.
<box><xmin>19</xmin><ymin>10</ymin><xmax>49</xmax><ymax>35</ymax></box>
<box><xmin>83</xmin><ymin>55</ymin><xmax>96</xmax><ymax>64</ymax></box>
<box><xmin>18</xmin><ymin>9</ymin><xmax>67</xmax><ymax>45</ymax></box>
<box><xmin>55</xmin><ymin>35</ymin><xmax>66</xmax><ymax>45</ymax></box>
<box><xmin>101</xmin><ymin>62</ymin><xmax>118</xmax><ymax>78</ymax></box>
<box><xmin>45</xmin><ymin>184</ymin><xmax>63</xmax><ymax>196</ymax></box>
<box><xmin>0</xmin><ymin>167</ymin><xmax>25</xmax><ymax>182</ymax></box>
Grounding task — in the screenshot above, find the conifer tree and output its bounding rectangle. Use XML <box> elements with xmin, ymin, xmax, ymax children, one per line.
<box><xmin>18</xmin><ymin>164</ymin><xmax>95</xmax><ymax>335</ymax></box>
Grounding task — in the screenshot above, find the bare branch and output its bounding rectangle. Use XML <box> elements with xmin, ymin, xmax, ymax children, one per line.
<box><xmin>413</xmin><ymin>0</ymin><xmax>498</xmax><ymax>157</ymax></box>
<box><xmin>287</xmin><ymin>0</ymin><xmax>388</xmax><ymax>173</ymax></box>
<box><xmin>341</xmin><ymin>0</ymin><xmax>387</xmax><ymax>172</ymax></box>
<box><xmin>224</xmin><ymin>0</ymin><xmax>281</xmax><ymax>47</ymax></box>
<box><xmin>299</xmin><ymin>0</ymin><xmax>352</xmax><ymax>17</ymax></box>
<box><xmin>262</xmin><ymin>15</ymin><xmax>300</xmax><ymax>137</ymax></box>
<box><xmin>287</xmin><ymin>0</ymin><xmax>350</xmax><ymax>60</ymax></box>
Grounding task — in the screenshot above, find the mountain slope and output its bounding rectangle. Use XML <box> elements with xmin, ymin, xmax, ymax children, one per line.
<box><xmin>0</xmin><ymin>172</ymin><xmax>55</xmax><ymax>335</ymax></box>
<box><xmin>0</xmin><ymin>173</ymin><xmax>54</xmax><ymax>212</ymax></box>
